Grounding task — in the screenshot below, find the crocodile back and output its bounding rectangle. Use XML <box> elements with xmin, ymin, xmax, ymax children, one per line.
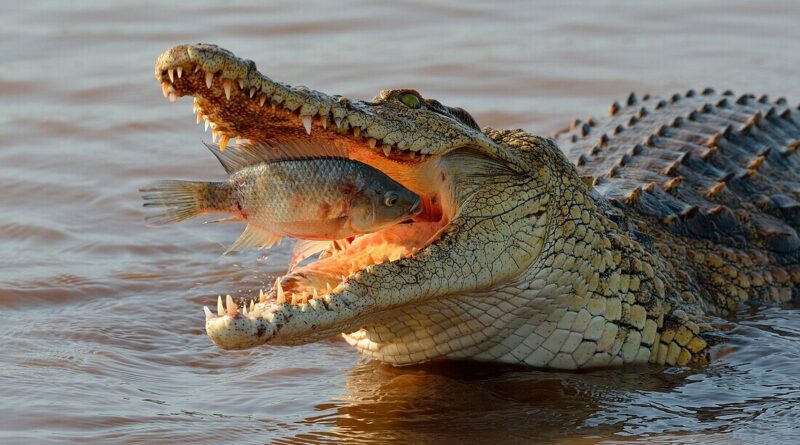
<box><xmin>555</xmin><ymin>89</ymin><xmax>800</xmax><ymax>312</ymax></box>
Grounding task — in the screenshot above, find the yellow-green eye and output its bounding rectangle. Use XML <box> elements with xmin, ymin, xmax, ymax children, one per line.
<box><xmin>399</xmin><ymin>94</ymin><xmax>421</xmax><ymax>109</ymax></box>
<box><xmin>384</xmin><ymin>191</ymin><xmax>399</xmax><ymax>207</ymax></box>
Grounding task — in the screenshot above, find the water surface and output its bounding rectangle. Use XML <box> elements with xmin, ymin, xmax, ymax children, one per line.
<box><xmin>2</xmin><ymin>1</ymin><xmax>800</xmax><ymax>443</ymax></box>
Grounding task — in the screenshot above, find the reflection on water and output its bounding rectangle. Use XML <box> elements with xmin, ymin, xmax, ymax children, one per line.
<box><xmin>1</xmin><ymin>0</ymin><xmax>800</xmax><ymax>443</ymax></box>
<box><xmin>273</xmin><ymin>306</ymin><xmax>800</xmax><ymax>444</ymax></box>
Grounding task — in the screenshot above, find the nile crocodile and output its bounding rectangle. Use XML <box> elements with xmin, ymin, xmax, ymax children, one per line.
<box><xmin>154</xmin><ymin>44</ymin><xmax>800</xmax><ymax>369</ymax></box>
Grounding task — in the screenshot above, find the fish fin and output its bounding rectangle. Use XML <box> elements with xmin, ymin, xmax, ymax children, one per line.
<box><xmin>223</xmin><ymin>225</ymin><xmax>282</xmax><ymax>255</ymax></box>
<box><xmin>245</xmin><ymin>138</ymin><xmax>347</xmax><ymax>160</ymax></box>
<box><xmin>204</xmin><ymin>141</ymin><xmax>264</xmax><ymax>174</ymax></box>
<box><xmin>288</xmin><ymin>240</ymin><xmax>336</xmax><ymax>271</ymax></box>
<box><xmin>203</xmin><ymin>215</ymin><xmax>241</xmax><ymax>224</ymax></box>
<box><xmin>204</xmin><ymin>138</ymin><xmax>348</xmax><ymax>173</ymax></box>
<box><xmin>140</xmin><ymin>180</ymin><xmax>207</xmax><ymax>226</ymax></box>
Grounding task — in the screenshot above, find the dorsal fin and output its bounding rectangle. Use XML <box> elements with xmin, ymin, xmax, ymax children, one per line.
<box><xmin>205</xmin><ymin>141</ymin><xmax>263</xmax><ymax>174</ymax></box>
<box><xmin>204</xmin><ymin>139</ymin><xmax>348</xmax><ymax>174</ymax></box>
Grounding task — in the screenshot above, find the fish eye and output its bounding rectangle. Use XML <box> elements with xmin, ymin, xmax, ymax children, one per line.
<box><xmin>399</xmin><ymin>93</ymin><xmax>421</xmax><ymax>109</ymax></box>
<box><xmin>384</xmin><ymin>191</ymin><xmax>399</xmax><ymax>207</ymax></box>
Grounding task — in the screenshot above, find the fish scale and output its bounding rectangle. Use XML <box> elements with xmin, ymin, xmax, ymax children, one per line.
<box><xmin>232</xmin><ymin>159</ymin><xmax>361</xmax><ymax>225</ymax></box>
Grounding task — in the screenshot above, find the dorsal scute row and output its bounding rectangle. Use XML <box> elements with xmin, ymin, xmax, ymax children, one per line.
<box><xmin>555</xmin><ymin>89</ymin><xmax>800</xmax><ymax>254</ymax></box>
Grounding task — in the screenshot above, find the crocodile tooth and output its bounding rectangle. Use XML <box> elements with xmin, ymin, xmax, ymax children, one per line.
<box><xmin>161</xmin><ymin>81</ymin><xmax>171</xmax><ymax>97</ymax></box>
<box><xmin>203</xmin><ymin>306</ymin><xmax>214</xmax><ymax>320</ymax></box>
<box><xmin>242</xmin><ymin>306</ymin><xmax>248</xmax><ymax>317</ymax></box>
<box><xmin>275</xmin><ymin>278</ymin><xmax>286</xmax><ymax>304</ymax></box>
<box><xmin>211</xmin><ymin>128</ymin><xmax>219</xmax><ymax>142</ymax></box>
<box><xmin>312</xmin><ymin>288</ymin><xmax>319</xmax><ymax>299</ymax></box>
<box><xmin>353</xmin><ymin>127</ymin><xmax>361</xmax><ymax>138</ymax></box>
<box><xmin>302</xmin><ymin>115</ymin><xmax>313</xmax><ymax>135</ymax></box>
<box><xmin>217</xmin><ymin>296</ymin><xmax>224</xmax><ymax>316</ymax></box>
<box><xmin>238</xmin><ymin>79</ymin><xmax>245</xmax><ymax>89</ymax></box>
<box><xmin>168</xmin><ymin>69</ymin><xmax>175</xmax><ymax>82</ymax></box>
<box><xmin>259</xmin><ymin>289</ymin><xmax>267</xmax><ymax>302</ymax></box>
<box><xmin>225</xmin><ymin>295</ymin><xmax>237</xmax><ymax>317</ymax></box>
<box><xmin>259</xmin><ymin>95</ymin><xmax>267</xmax><ymax>106</ymax></box>
<box><xmin>409</xmin><ymin>151</ymin><xmax>417</xmax><ymax>159</ymax></box>
<box><xmin>271</xmin><ymin>103</ymin><xmax>277</xmax><ymax>111</ymax></box>
<box><xmin>334</xmin><ymin>117</ymin><xmax>344</xmax><ymax>129</ymax></box>
<box><xmin>205</xmin><ymin>71</ymin><xmax>214</xmax><ymax>89</ymax></box>
<box><xmin>195</xmin><ymin>113</ymin><xmax>202</xmax><ymax>124</ymax></box>
<box><xmin>168</xmin><ymin>92</ymin><xmax>177</xmax><ymax>102</ymax></box>
<box><xmin>382</xmin><ymin>145</ymin><xmax>391</xmax><ymax>157</ymax></box>
<box><xmin>219</xmin><ymin>135</ymin><xmax>230</xmax><ymax>151</ymax></box>
<box><xmin>249</xmin><ymin>87</ymin><xmax>256</xmax><ymax>98</ymax></box>
<box><xmin>176</xmin><ymin>67</ymin><xmax>182</xmax><ymax>78</ymax></box>
<box><xmin>249</xmin><ymin>300</ymin><xmax>255</xmax><ymax>312</ymax></box>
<box><xmin>193</xmin><ymin>65</ymin><xmax>200</xmax><ymax>73</ymax></box>
<box><xmin>321</xmin><ymin>116</ymin><xmax>328</xmax><ymax>129</ymax></box>
<box><xmin>368</xmin><ymin>138</ymin><xmax>377</xmax><ymax>149</ymax></box>
<box><xmin>204</xmin><ymin>118</ymin><xmax>210</xmax><ymax>131</ymax></box>
<box><xmin>326</xmin><ymin>282</ymin><xmax>332</xmax><ymax>293</ymax></box>
<box><xmin>223</xmin><ymin>79</ymin><xmax>232</xmax><ymax>100</ymax></box>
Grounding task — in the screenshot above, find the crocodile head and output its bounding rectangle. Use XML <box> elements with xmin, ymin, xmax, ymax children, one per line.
<box><xmin>155</xmin><ymin>44</ymin><xmax>569</xmax><ymax>360</ymax></box>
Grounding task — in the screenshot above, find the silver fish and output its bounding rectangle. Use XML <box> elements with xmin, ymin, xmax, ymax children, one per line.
<box><xmin>140</xmin><ymin>141</ymin><xmax>421</xmax><ymax>255</ymax></box>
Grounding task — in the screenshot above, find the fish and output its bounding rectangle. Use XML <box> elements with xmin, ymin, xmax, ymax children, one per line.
<box><xmin>139</xmin><ymin>141</ymin><xmax>421</xmax><ymax>259</ymax></box>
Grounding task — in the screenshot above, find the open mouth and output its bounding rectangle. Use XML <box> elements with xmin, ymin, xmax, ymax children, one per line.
<box><xmin>155</xmin><ymin>45</ymin><xmax>458</xmax><ymax>335</ymax></box>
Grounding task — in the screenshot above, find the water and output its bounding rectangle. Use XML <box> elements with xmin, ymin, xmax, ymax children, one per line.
<box><xmin>2</xmin><ymin>0</ymin><xmax>800</xmax><ymax>443</ymax></box>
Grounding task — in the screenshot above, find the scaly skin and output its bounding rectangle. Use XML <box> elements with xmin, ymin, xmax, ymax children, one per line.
<box><xmin>154</xmin><ymin>44</ymin><xmax>800</xmax><ymax>369</ymax></box>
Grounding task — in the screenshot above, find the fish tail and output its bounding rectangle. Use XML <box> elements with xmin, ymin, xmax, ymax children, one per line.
<box><xmin>139</xmin><ymin>180</ymin><xmax>232</xmax><ymax>226</ymax></box>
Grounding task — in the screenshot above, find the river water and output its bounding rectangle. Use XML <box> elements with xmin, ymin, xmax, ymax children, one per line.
<box><xmin>2</xmin><ymin>1</ymin><xmax>800</xmax><ymax>443</ymax></box>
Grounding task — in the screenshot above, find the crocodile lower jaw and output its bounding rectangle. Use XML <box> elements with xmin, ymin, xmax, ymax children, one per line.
<box><xmin>203</xmin><ymin>212</ymin><xmax>449</xmax><ymax>346</ymax></box>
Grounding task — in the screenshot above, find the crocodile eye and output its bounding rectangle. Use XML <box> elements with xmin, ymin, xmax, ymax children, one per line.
<box><xmin>384</xmin><ymin>191</ymin><xmax>399</xmax><ymax>207</ymax></box>
<box><xmin>399</xmin><ymin>93</ymin><xmax>421</xmax><ymax>109</ymax></box>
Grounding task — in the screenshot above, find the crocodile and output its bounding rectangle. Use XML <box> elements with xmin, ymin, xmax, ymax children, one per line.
<box><xmin>154</xmin><ymin>44</ymin><xmax>800</xmax><ymax>369</ymax></box>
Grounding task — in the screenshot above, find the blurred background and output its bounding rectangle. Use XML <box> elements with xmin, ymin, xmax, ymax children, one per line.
<box><xmin>1</xmin><ymin>1</ymin><xmax>799</xmax><ymax>443</ymax></box>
